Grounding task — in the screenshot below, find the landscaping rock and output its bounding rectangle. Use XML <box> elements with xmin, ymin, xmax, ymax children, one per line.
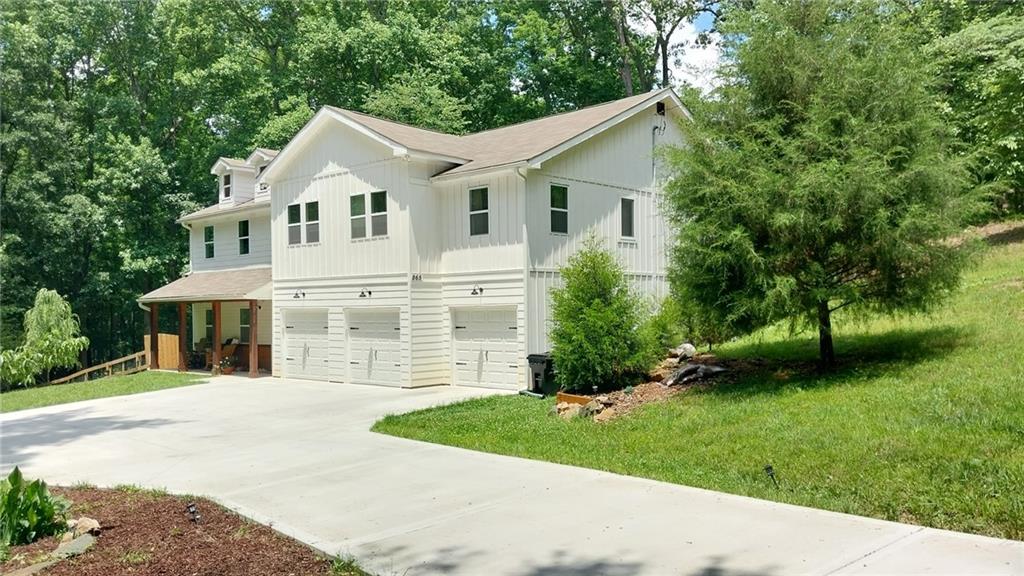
<box><xmin>649</xmin><ymin>357</ymin><xmax>680</xmax><ymax>381</ymax></box>
<box><xmin>580</xmin><ymin>400</ymin><xmax>604</xmax><ymax>418</ymax></box>
<box><xmin>664</xmin><ymin>362</ymin><xmax>727</xmax><ymax>386</ymax></box>
<box><xmin>559</xmin><ymin>403</ymin><xmax>582</xmax><ymax>420</ymax></box>
<box><xmin>72</xmin><ymin>516</ymin><xmax>100</xmax><ymax>538</ymax></box>
<box><xmin>595</xmin><ymin>395</ymin><xmax>613</xmax><ymax>406</ymax></box>
<box><xmin>593</xmin><ymin>407</ymin><xmax>617</xmax><ymax>423</ymax></box>
<box><xmin>669</xmin><ymin>343</ymin><xmax>697</xmax><ymax>359</ymax></box>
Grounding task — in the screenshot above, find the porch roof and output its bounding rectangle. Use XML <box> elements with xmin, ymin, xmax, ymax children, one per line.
<box><xmin>139</xmin><ymin>267</ymin><xmax>272</xmax><ymax>303</ymax></box>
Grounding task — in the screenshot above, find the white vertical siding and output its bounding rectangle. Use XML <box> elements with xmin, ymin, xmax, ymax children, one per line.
<box><xmin>189</xmin><ymin>210</ymin><xmax>271</xmax><ymax>272</ymax></box>
<box><xmin>435</xmin><ymin>170</ymin><xmax>526</xmax><ymax>274</ymax></box>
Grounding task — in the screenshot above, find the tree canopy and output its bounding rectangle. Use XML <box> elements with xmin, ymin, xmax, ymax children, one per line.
<box><xmin>663</xmin><ymin>0</ymin><xmax>987</xmax><ymax>367</ymax></box>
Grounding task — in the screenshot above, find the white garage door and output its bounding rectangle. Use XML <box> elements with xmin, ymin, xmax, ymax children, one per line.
<box><xmin>283</xmin><ymin>309</ymin><xmax>329</xmax><ymax>381</ymax></box>
<box><xmin>452</xmin><ymin>307</ymin><xmax>519</xmax><ymax>390</ymax></box>
<box><xmin>347</xmin><ymin>309</ymin><xmax>402</xmax><ymax>386</ymax></box>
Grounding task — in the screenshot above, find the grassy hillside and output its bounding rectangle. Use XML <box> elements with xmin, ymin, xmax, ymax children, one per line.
<box><xmin>375</xmin><ymin>233</ymin><xmax>1024</xmax><ymax>539</ymax></box>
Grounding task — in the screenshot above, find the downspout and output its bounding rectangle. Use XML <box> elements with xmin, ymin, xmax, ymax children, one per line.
<box><xmin>516</xmin><ymin>166</ymin><xmax>540</xmax><ymax>395</ymax></box>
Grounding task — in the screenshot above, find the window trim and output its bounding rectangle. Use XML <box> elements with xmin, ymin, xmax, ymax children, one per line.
<box><xmin>370</xmin><ymin>190</ymin><xmax>387</xmax><ymax>238</ymax></box>
<box><xmin>287</xmin><ymin>203</ymin><xmax>302</xmax><ymax>245</ymax></box>
<box><xmin>222</xmin><ymin>173</ymin><xmax>232</xmax><ymax>199</ymax></box>
<box><xmin>238</xmin><ymin>219</ymin><xmax>250</xmax><ymax>255</ymax></box>
<box><xmin>239</xmin><ymin>308</ymin><xmax>251</xmax><ymax>344</ymax></box>
<box><xmin>550</xmin><ymin>183</ymin><xmax>569</xmax><ymax>235</ymax></box>
<box><xmin>350</xmin><ymin>191</ymin><xmax>388</xmax><ymax>241</ymax></box>
<box><xmin>620</xmin><ymin>197</ymin><xmax>636</xmax><ymax>240</ymax></box>
<box><xmin>468</xmin><ymin>186</ymin><xmax>489</xmax><ymax>237</ymax></box>
<box><xmin>204</xmin><ymin>225</ymin><xmax>215</xmax><ymax>258</ymax></box>
<box><xmin>305</xmin><ymin>201</ymin><xmax>320</xmax><ymax>244</ymax></box>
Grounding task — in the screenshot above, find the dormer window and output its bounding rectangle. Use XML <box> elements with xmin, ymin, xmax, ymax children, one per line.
<box><xmin>222</xmin><ymin>174</ymin><xmax>232</xmax><ymax>198</ymax></box>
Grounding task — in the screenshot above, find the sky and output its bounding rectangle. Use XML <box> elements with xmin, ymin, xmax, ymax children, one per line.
<box><xmin>641</xmin><ymin>10</ymin><xmax>722</xmax><ymax>93</ymax></box>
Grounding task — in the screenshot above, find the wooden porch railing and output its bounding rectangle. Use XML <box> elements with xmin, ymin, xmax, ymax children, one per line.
<box><xmin>48</xmin><ymin>351</ymin><xmax>149</xmax><ymax>386</ymax></box>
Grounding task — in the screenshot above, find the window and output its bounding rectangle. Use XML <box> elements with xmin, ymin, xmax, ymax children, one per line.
<box><xmin>621</xmin><ymin>198</ymin><xmax>635</xmax><ymax>239</ymax></box>
<box><xmin>238</xmin><ymin>220</ymin><xmax>250</xmax><ymax>255</ymax></box>
<box><xmin>222</xmin><ymin>174</ymin><xmax>232</xmax><ymax>198</ymax></box>
<box><xmin>371</xmin><ymin>191</ymin><xmax>387</xmax><ymax>237</ymax></box>
<box><xmin>287</xmin><ymin>204</ymin><xmax>301</xmax><ymax>245</ymax></box>
<box><xmin>204</xmin><ymin>309</ymin><xmax>214</xmax><ymax>342</ymax></box>
<box><xmin>469</xmin><ymin>187</ymin><xmax>488</xmax><ymax>236</ymax></box>
<box><xmin>351</xmin><ymin>191</ymin><xmax>387</xmax><ymax>239</ymax></box>
<box><xmin>305</xmin><ymin>201</ymin><xmax>319</xmax><ymax>243</ymax></box>
<box><xmin>204</xmin><ymin>225</ymin><xmax>215</xmax><ymax>258</ymax></box>
<box><xmin>550</xmin><ymin>184</ymin><xmax>568</xmax><ymax>234</ymax></box>
<box><xmin>350</xmin><ymin>195</ymin><xmax>366</xmax><ymax>239</ymax></box>
<box><xmin>239</xmin><ymin>308</ymin><xmax>251</xmax><ymax>343</ymax></box>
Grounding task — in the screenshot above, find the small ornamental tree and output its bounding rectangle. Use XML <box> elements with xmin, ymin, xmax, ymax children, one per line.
<box><xmin>0</xmin><ymin>289</ymin><xmax>89</xmax><ymax>387</ymax></box>
<box><xmin>663</xmin><ymin>0</ymin><xmax>985</xmax><ymax>368</ymax></box>
<box><xmin>550</xmin><ymin>235</ymin><xmax>650</xmax><ymax>392</ymax></box>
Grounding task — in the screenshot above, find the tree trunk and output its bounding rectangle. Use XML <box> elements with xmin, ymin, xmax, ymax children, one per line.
<box><xmin>817</xmin><ymin>300</ymin><xmax>836</xmax><ymax>369</ymax></box>
<box><xmin>660</xmin><ymin>36</ymin><xmax>670</xmax><ymax>87</ymax></box>
<box><xmin>607</xmin><ymin>0</ymin><xmax>634</xmax><ymax>96</ymax></box>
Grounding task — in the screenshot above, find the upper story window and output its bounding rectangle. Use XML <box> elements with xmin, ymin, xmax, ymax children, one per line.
<box><xmin>469</xmin><ymin>187</ymin><xmax>488</xmax><ymax>236</ymax></box>
<box><xmin>621</xmin><ymin>198</ymin><xmax>635</xmax><ymax>239</ymax></box>
<box><xmin>306</xmin><ymin>202</ymin><xmax>320</xmax><ymax>243</ymax></box>
<box><xmin>239</xmin><ymin>308</ymin><xmax>251</xmax><ymax>343</ymax></box>
<box><xmin>287</xmin><ymin>204</ymin><xmax>301</xmax><ymax>245</ymax></box>
<box><xmin>550</xmin><ymin>184</ymin><xmax>568</xmax><ymax>234</ymax></box>
<box><xmin>222</xmin><ymin>174</ymin><xmax>232</xmax><ymax>199</ymax></box>
<box><xmin>204</xmin><ymin>225</ymin><xmax>215</xmax><ymax>258</ymax></box>
<box><xmin>351</xmin><ymin>191</ymin><xmax>388</xmax><ymax>239</ymax></box>
<box><xmin>288</xmin><ymin>201</ymin><xmax>319</xmax><ymax>245</ymax></box>
<box><xmin>238</xmin><ymin>220</ymin><xmax>250</xmax><ymax>255</ymax></box>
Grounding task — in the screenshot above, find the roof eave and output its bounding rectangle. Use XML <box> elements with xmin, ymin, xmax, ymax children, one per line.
<box><xmin>430</xmin><ymin>161</ymin><xmax>529</xmax><ymax>183</ymax></box>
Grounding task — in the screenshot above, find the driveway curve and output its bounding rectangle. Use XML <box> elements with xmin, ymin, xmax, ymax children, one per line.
<box><xmin>2</xmin><ymin>375</ymin><xmax>1021</xmax><ymax>575</ymax></box>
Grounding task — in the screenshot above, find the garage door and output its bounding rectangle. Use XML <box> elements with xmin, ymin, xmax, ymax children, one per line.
<box><xmin>452</xmin><ymin>307</ymin><xmax>519</xmax><ymax>390</ymax></box>
<box><xmin>347</xmin><ymin>309</ymin><xmax>402</xmax><ymax>386</ymax></box>
<box><xmin>283</xmin><ymin>309</ymin><xmax>329</xmax><ymax>381</ymax></box>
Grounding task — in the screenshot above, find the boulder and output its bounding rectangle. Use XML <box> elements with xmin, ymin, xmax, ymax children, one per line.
<box><xmin>559</xmin><ymin>403</ymin><xmax>583</xmax><ymax>420</ymax></box>
<box><xmin>595</xmin><ymin>395</ymin><xmax>613</xmax><ymax>406</ymax></box>
<box><xmin>670</xmin><ymin>343</ymin><xmax>698</xmax><ymax>359</ymax></box>
<box><xmin>665</xmin><ymin>363</ymin><xmax>727</xmax><ymax>386</ymax></box>
<box><xmin>72</xmin><ymin>517</ymin><xmax>101</xmax><ymax>538</ymax></box>
<box><xmin>580</xmin><ymin>400</ymin><xmax>604</xmax><ymax>418</ymax></box>
<box><xmin>649</xmin><ymin>357</ymin><xmax>680</xmax><ymax>381</ymax></box>
<box><xmin>593</xmin><ymin>407</ymin><xmax>617</xmax><ymax>423</ymax></box>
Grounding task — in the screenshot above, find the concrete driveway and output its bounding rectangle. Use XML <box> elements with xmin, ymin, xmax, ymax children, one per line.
<box><xmin>1</xmin><ymin>375</ymin><xmax>1021</xmax><ymax>575</ymax></box>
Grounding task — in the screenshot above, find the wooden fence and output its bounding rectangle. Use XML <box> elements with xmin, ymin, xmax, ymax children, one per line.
<box><xmin>143</xmin><ymin>332</ymin><xmax>181</xmax><ymax>370</ymax></box>
<box><xmin>49</xmin><ymin>351</ymin><xmax>149</xmax><ymax>385</ymax></box>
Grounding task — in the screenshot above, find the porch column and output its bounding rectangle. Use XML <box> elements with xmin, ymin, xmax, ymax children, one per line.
<box><xmin>177</xmin><ymin>303</ymin><xmax>188</xmax><ymax>372</ymax></box>
<box><xmin>148</xmin><ymin>303</ymin><xmax>159</xmax><ymax>369</ymax></box>
<box><xmin>249</xmin><ymin>300</ymin><xmax>259</xmax><ymax>378</ymax></box>
<box><xmin>212</xmin><ymin>301</ymin><xmax>222</xmax><ymax>372</ymax></box>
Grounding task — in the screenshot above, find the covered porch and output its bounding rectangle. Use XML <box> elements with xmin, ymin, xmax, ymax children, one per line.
<box><xmin>139</xmin><ymin>267</ymin><xmax>272</xmax><ymax>378</ymax></box>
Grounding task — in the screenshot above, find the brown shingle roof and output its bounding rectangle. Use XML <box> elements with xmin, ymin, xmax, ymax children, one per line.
<box><xmin>139</xmin><ymin>267</ymin><xmax>272</xmax><ymax>303</ymax></box>
<box><xmin>324</xmin><ymin>88</ymin><xmax>674</xmax><ymax>177</ymax></box>
<box><xmin>177</xmin><ymin>198</ymin><xmax>269</xmax><ymax>224</ymax></box>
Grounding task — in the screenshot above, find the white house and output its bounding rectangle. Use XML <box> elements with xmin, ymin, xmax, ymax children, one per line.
<box><xmin>140</xmin><ymin>88</ymin><xmax>687</xmax><ymax>390</ymax></box>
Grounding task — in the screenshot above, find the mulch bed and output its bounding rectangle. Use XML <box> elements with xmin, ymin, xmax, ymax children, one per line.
<box><xmin>1</xmin><ymin>487</ymin><xmax>365</xmax><ymax>576</ymax></box>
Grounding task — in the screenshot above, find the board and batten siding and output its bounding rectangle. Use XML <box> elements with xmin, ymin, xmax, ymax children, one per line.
<box><xmin>521</xmin><ymin>105</ymin><xmax>685</xmax><ymax>354</ymax></box>
<box><xmin>268</xmin><ymin>121</ymin><xmax>413</xmax><ymax>281</ymax></box>
<box><xmin>188</xmin><ymin>211</ymin><xmax>271</xmax><ymax>272</ymax></box>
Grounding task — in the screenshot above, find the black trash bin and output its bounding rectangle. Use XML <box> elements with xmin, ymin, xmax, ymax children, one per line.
<box><xmin>526</xmin><ymin>353</ymin><xmax>553</xmax><ymax>395</ymax></box>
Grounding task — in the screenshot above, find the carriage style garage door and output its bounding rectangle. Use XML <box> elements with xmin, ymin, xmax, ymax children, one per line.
<box><xmin>283</xmin><ymin>309</ymin><xmax>329</xmax><ymax>381</ymax></box>
<box><xmin>347</xmin><ymin>309</ymin><xmax>402</xmax><ymax>386</ymax></box>
<box><xmin>452</xmin><ymin>307</ymin><xmax>519</xmax><ymax>390</ymax></box>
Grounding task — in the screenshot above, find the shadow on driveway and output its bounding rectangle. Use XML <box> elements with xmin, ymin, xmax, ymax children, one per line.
<box><xmin>0</xmin><ymin>407</ymin><xmax>180</xmax><ymax>468</ymax></box>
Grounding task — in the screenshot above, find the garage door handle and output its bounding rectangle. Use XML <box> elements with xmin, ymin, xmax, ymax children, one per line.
<box><xmin>286</xmin><ymin>357</ymin><xmax>295</xmax><ymax>361</ymax></box>
<box><xmin>485</xmin><ymin>351</ymin><xmax>489</xmax><ymax>361</ymax></box>
<box><xmin>350</xmin><ymin>361</ymin><xmax>359</xmax><ymax>364</ymax></box>
<box><xmin>455</xmin><ymin>361</ymin><xmax>467</xmax><ymax>366</ymax></box>
<box><xmin>394</xmin><ymin>363</ymin><xmax>401</xmax><ymax>366</ymax></box>
<box><xmin>455</xmin><ymin>326</ymin><xmax>466</xmax><ymax>329</ymax></box>
<box><xmin>508</xmin><ymin>364</ymin><xmax>517</xmax><ymax>368</ymax></box>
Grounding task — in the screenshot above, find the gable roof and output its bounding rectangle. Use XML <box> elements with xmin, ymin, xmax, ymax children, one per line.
<box><xmin>260</xmin><ymin>88</ymin><xmax>686</xmax><ymax>182</ymax></box>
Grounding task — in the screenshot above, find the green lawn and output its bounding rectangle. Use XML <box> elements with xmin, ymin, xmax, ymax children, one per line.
<box><xmin>374</xmin><ymin>238</ymin><xmax>1024</xmax><ymax>540</ymax></box>
<box><xmin>0</xmin><ymin>371</ymin><xmax>206</xmax><ymax>413</ymax></box>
